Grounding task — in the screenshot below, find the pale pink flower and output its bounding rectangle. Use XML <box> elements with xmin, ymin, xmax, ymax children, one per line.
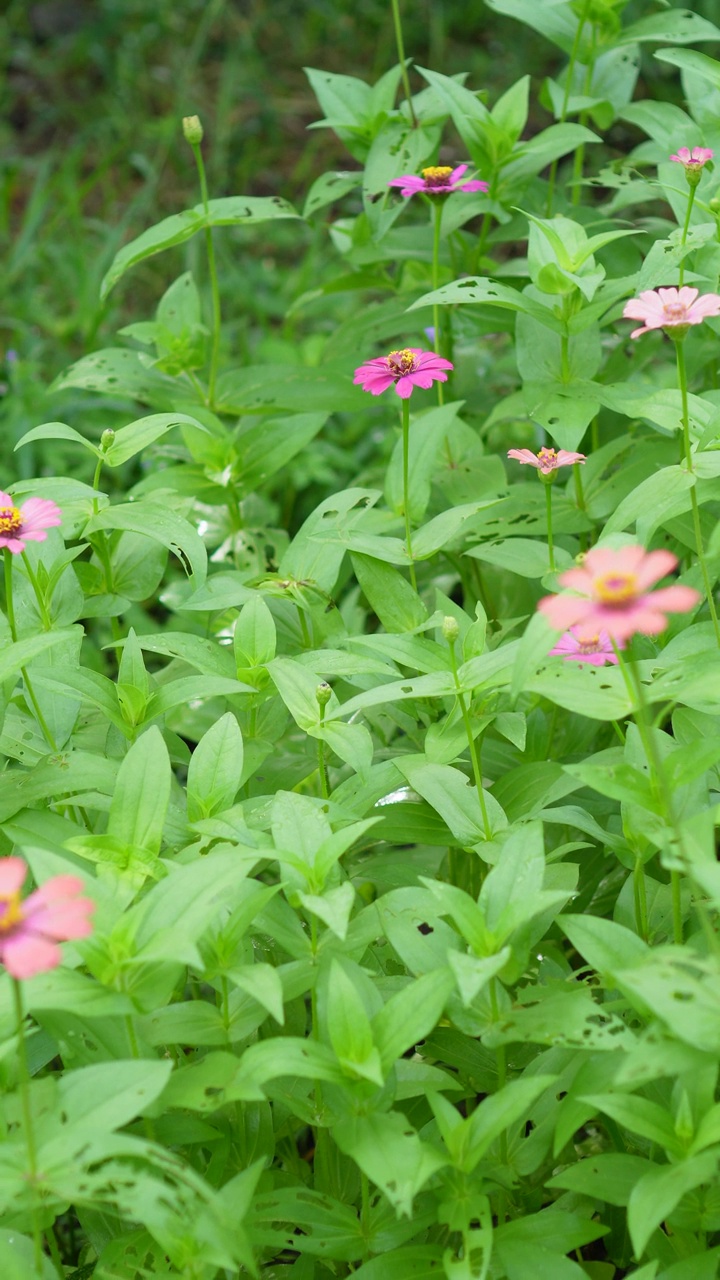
<box><xmin>388</xmin><ymin>164</ymin><xmax>489</xmax><ymax>198</ymax></box>
<box><xmin>353</xmin><ymin>347</ymin><xmax>453</xmax><ymax>399</ymax></box>
<box><xmin>0</xmin><ymin>857</ymin><xmax>94</xmax><ymax>979</ymax></box>
<box><xmin>539</xmin><ymin>544</ymin><xmax>700</xmax><ymax>643</ymax></box>
<box><xmin>670</xmin><ymin>146</ymin><xmax>713</xmax><ymax>169</ymax></box>
<box><xmin>622</xmin><ymin>287</ymin><xmax>720</xmax><ymax>339</ymax></box>
<box><xmin>508</xmin><ymin>447</ymin><xmax>586</xmax><ymax>474</ymax></box>
<box><xmin>549</xmin><ymin>626</ymin><xmax>620</xmax><ymax>667</ymax></box>
<box><xmin>0</xmin><ymin>491</ymin><xmax>62</xmax><ymax>554</ymax></box>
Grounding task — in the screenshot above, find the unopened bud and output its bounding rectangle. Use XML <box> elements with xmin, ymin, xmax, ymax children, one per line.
<box><xmin>442</xmin><ymin>616</ymin><xmax>459</xmax><ymax>644</ymax></box>
<box><xmin>316</xmin><ymin>681</ymin><xmax>332</xmax><ymax>708</ymax></box>
<box><xmin>100</xmin><ymin>429</ymin><xmax>115</xmax><ymax>452</ymax></box>
<box><xmin>709</xmin><ymin>198</ymin><xmax>720</xmax><ymax>214</ymax></box>
<box><xmin>182</xmin><ymin>115</ymin><xmax>204</xmax><ymax>146</ymax></box>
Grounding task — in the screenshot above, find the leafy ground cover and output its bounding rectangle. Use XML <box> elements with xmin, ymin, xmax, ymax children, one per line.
<box><xmin>5</xmin><ymin>1</ymin><xmax>720</xmax><ymax>1277</ymax></box>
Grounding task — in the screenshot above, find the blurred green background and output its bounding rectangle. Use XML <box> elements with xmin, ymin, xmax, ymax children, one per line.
<box><xmin>1</xmin><ymin>0</ymin><xmax>718</xmax><ymax>470</ymax></box>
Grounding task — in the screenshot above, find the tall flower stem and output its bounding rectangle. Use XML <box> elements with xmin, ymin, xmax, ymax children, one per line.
<box><xmin>189</xmin><ymin>136</ymin><xmax>222</xmax><ymax>408</ymax></box>
<box><xmin>432</xmin><ymin>198</ymin><xmax>445</xmax><ymax>405</ymax></box>
<box><xmin>674</xmin><ymin>338</ymin><xmax>720</xmax><ymax>644</ymax></box>
<box><xmin>446</xmin><ymin>628</ymin><xmax>492</xmax><ymax>841</ymax></box>
<box><xmin>12</xmin><ymin>979</ymin><xmax>43</xmax><ymax>1276</ymax></box>
<box><xmin>401</xmin><ymin>399</ymin><xmax>418</xmax><ymax>590</ymax></box>
<box><xmin>4</xmin><ymin>550</ymin><xmax>58</xmax><ymax>752</ymax></box>
<box><xmin>613</xmin><ymin>643</ymin><xmax>683</xmax><ymax>946</ymax></box>
<box><xmin>678</xmin><ymin>185</ymin><xmax>697</xmax><ymax>288</ymax></box>
<box><xmin>543</xmin><ymin>480</ymin><xmax>556</xmax><ymax>572</ymax></box>
<box><xmin>390</xmin><ymin>0</ymin><xmax>417</xmax><ymax>126</ymax></box>
<box><xmin>545</xmin><ymin>0</ymin><xmax>591</xmax><ymax>216</ymax></box>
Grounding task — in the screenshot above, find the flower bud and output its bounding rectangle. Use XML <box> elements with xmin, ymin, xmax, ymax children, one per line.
<box><xmin>182</xmin><ymin>115</ymin><xmax>204</xmax><ymax>146</ymax></box>
<box><xmin>316</xmin><ymin>681</ymin><xmax>332</xmax><ymax>708</ymax></box>
<box><xmin>442</xmin><ymin>616</ymin><xmax>459</xmax><ymax>644</ymax></box>
<box><xmin>100</xmin><ymin>429</ymin><xmax>115</xmax><ymax>452</ymax></box>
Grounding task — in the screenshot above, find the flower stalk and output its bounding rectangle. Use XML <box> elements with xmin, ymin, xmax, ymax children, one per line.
<box><xmin>674</xmin><ymin>335</ymin><xmax>720</xmax><ymax>644</ymax></box>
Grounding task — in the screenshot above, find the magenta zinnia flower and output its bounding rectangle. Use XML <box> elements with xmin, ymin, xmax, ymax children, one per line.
<box><xmin>622</xmin><ymin>287</ymin><xmax>720</xmax><ymax>339</ymax></box>
<box><xmin>670</xmin><ymin>146</ymin><xmax>713</xmax><ymax>169</ymax></box>
<box><xmin>508</xmin><ymin>447</ymin><xmax>586</xmax><ymax>474</ymax></box>
<box><xmin>0</xmin><ymin>858</ymin><xmax>94</xmax><ymax>979</ymax></box>
<box><xmin>388</xmin><ymin>164</ymin><xmax>489</xmax><ymax>198</ymax></box>
<box><xmin>353</xmin><ymin>347</ymin><xmax>453</xmax><ymax>399</ymax></box>
<box><xmin>549</xmin><ymin>626</ymin><xmax>620</xmax><ymax>667</ymax></box>
<box><xmin>539</xmin><ymin>545</ymin><xmax>700</xmax><ymax>643</ymax></box>
<box><xmin>0</xmin><ymin>491</ymin><xmax>62</xmax><ymax>554</ymax></box>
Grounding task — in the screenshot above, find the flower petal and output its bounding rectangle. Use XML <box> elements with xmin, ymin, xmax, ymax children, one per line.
<box><xmin>0</xmin><ymin>857</ymin><xmax>27</xmax><ymax>896</ymax></box>
<box><xmin>0</xmin><ymin>931</ymin><xmax>62</xmax><ymax>979</ymax></box>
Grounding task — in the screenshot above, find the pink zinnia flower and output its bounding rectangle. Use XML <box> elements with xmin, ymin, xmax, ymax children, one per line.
<box><xmin>549</xmin><ymin>626</ymin><xmax>620</xmax><ymax>667</ymax></box>
<box><xmin>388</xmin><ymin>164</ymin><xmax>489</xmax><ymax>198</ymax></box>
<box><xmin>622</xmin><ymin>287</ymin><xmax>720</xmax><ymax>339</ymax></box>
<box><xmin>539</xmin><ymin>545</ymin><xmax>700</xmax><ymax>643</ymax></box>
<box><xmin>353</xmin><ymin>347</ymin><xmax>453</xmax><ymax>399</ymax></box>
<box><xmin>0</xmin><ymin>858</ymin><xmax>94</xmax><ymax>979</ymax></box>
<box><xmin>670</xmin><ymin>146</ymin><xmax>713</xmax><ymax>169</ymax></box>
<box><xmin>0</xmin><ymin>491</ymin><xmax>62</xmax><ymax>554</ymax></box>
<box><xmin>507</xmin><ymin>447</ymin><xmax>586</xmax><ymax>474</ymax></box>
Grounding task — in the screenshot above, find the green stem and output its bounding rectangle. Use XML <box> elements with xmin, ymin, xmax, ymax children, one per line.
<box><xmin>545</xmin><ymin>0</ymin><xmax>591</xmax><ymax>216</ymax></box>
<box><xmin>22</xmin><ymin>555</ymin><xmax>52</xmax><ymax>631</ymax></box>
<box><xmin>191</xmin><ymin>138</ymin><xmax>222</xmax><ymax>408</ymax></box>
<box><xmin>544</xmin><ymin>481</ymin><xmax>555</xmax><ymax>573</ymax></box>
<box><xmin>91</xmin><ymin>455</ymin><xmax>104</xmax><ymax>516</ymax></box>
<box><xmin>4</xmin><ymin>550</ymin><xmax>58</xmax><ymax>751</ymax></box>
<box><xmin>401</xmin><ymin>398</ymin><xmax>417</xmax><ymax>590</ymax></box>
<box><xmin>614</xmin><ymin>645</ymin><xmax>683</xmax><ymax>945</ymax></box>
<box><xmin>12</xmin><ymin>980</ymin><xmax>43</xmax><ymax>1277</ymax></box>
<box><xmin>46</xmin><ymin>1224</ymin><xmax>65</xmax><ymax>1280</ymax></box>
<box><xmin>560</xmin><ymin>329</ymin><xmax>570</xmax><ymax>383</ymax></box>
<box><xmin>432</xmin><ymin>199</ymin><xmax>445</xmax><ymax>405</ymax></box>
<box><xmin>361</xmin><ymin>1171</ymin><xmax>371</xmax><ymax>1260</ymax></box>
<box><xmin>390</xmin><ymin>0</ymin><xmax>417</xmax><ymax>126</ymax></box>
<box><xmin>675</xmin><ymin>338</ymin><xmax>720</xmax><ymax>644</ymax></box>
<box><xmin>297</xmin><ymin>603</ymin><xmax>311</xmax><ymax>649</ymax></box>
<box><xmin>633</xmin><ymin>855</ymin><xmax>649</xmax><ymax>942</ymax></box>
<box><xmin>573</xmin><ymin>462</ymin><xmax>586</xmax><ymax>512</ymax></box>
<box><xmin>678</xmin><ymin>185</ymin><xmax>696</xmax><ymax>288</ymax></box>
<box><xmin>489</xmin><ymin>979</ymin><xmax>508</xmax><ymax>1170</ymax></box>
<box><xmin>447</xmin><ymin>635</ymin><xmax>492</xmax><ymax>840</ymax></box>
<box><xmin>317</xmin><ymin>703</ymin><xmax>330</xmax><ymax>799</ymax></box>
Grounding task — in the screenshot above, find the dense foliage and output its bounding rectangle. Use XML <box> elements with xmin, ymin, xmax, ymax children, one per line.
<box><xmin>4</xmin><ymin>2</ymin><xmax>720</xmax><ymax>1278</ymax></box>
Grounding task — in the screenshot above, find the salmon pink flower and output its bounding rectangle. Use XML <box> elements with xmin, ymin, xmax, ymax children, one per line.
<box><xmin>0</xmin><ymin>492</ymin><xmax>62</xmax><ymax>554</ymax></box>
<box><xmin>623</xmin><ymin>287</ymin><xmax>720</xmax><ymax>339</ymax></box>
<box><xmin>539</xmin><ymin>545</ymin><xmax>700</xmax><ymax>643</ymax></box>
<box><xmin>671</xmin><ymin>146</ymin><xmax>713</xmax><ymax>169</ymax></box>
<box><xmin>508</xmin><ymin>447</ymin><xmax>586</xmax><ymax>474</ymax></box>
<box><xmin>353</xmin><ymin>347</ymin><xmax>453</xmax><ymax>399</ymax></box>
<box><xmin>388</xmin><ymin>165</ymin><xmax>488</xmax><ymax>198</ymax></box>
<box><xmin>549</xmin><ymin>627</ymin><xmax>620</xmax><ymax>667</ymax></box>
<box><xmin>0</xmin><ymin>857</ymin><xmax>94</xmax><ymax>979</ymax></box>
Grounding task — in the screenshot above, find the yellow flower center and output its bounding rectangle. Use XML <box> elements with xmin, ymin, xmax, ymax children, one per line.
<box><xmin>421</xmin><ymin>166</ymin><xmax>453</xmax><ymax>187</ymax></box>
<box><xmin>663</xmin><ymin>302</ymin><xmax>687</xmax><ymax>322</ymax></box>
<box><xmin>594</xmin><ymin>572</ymin><xmax>638</xmax><ymax>605</ymax></box>
<box><xmin>0</xmin><ymin>506</ymin><xmax>21</xmax><ymax>534</ymax></box>
<box><xmin>386</xmin><ymin>348</ymin><xmax>419</xmax><ymax>376</ymax></box>
<box><xmin>578</xmin><ymin>635</ymin><xmax>601</xmax><ymax>654</ymax></box>
<box><xmin>0</xmin><ymin>891</ymin><xmax>23</xmax><ymax>933</ymax></box>
<box><xmin>537</xmin><ymin>448</ymin><xmax>558</xmax><ymax>467</ymax></box>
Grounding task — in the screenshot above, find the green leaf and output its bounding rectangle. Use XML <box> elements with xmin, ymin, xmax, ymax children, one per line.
<box><xmin>628</xmin><ymin>1153</ymin><xmax>719</xmax><ymax>1257</ymax></box>
<box><xmin>372</xmin><ymin>969</ymin><xmax>454</xmax><ymax>1071</ymax></box>
<box><xmin>461</xmin><ymin>1075</ymin><xmax>556</xmax><ymax>1171</ymax></box>
<box><xmin>626</xmin><ymin>11</ymin><xmax>720</xmax><ymax>47</ymax></box>
<box><xmin>326</xmin><ymin>959</ymin><xmax>381</xmax><ymax>1082</ymax></box>
<box><xmin>303</xmin><ymin>170</ymin><xmax>361</xmax><ymax>218</ymax></box>
<box><xmin>15</xmin><ymin>421</ymin><xmax>101</xmax><ymax>458</ymax></box>
<box><xmin>103</xmin><ymin>412</ymin><xmax>208</xmax><ymax>467</ymax></box>
<box><xmin>86</xmin><ymin>501</ymin><xmax>207</xmax><ymax>585</ymax></box>
<box><xmin>525</xmin><ymin>660</ymin><xmax>634</xmax><ymax>721</ymax></box>
<box><xmin>233</xmin><ymin>411</ymin><xmax>328</xmax><ymax>495</ymax></box>
<box><xmin>333</xmin><ymin>1111</ymin><xmax>448</xmax><ymax>1216</ymax></box>
<box><xmin>580</xmin><ymin>1093</ymin><xmax>684</xmax><ymax>1157</ymax></box>
<box><xmin>560</xmin><ymin>915</ymin><xmax>648</xmax><ymax>977</ymax></box>
<box><xmin>101</xmin><ymin>196</ymin><xmax>299</xmax><ymax>298</ymax></box>
<box><xmin>547</xmin><ymin>1152</ymin><xmax>654</xmax><ymax>1207</ymax></box>
<box><xmin>0</xmin><ymin>1230</ymin><xmax>57</xmax><ymax>1280</ymax></box>
<box><xmin>351</xmin><ymin>553</ymin><xmax>428</xmax><ymax>632</ymax></box>
<box><xmin>52</xmin><ymin>347</ymin><xmax>183</xmax><ymax>408</ymax></box>
<box><xmin>39</xmin><ymin>1060</ymin><xmax>172</xmax><ymax>1162</ymax></box>
<box><xmin>397</xmin><ymin>758</ymin><xmax>505</xmax><ymax>845</ymax></box>
<box><xmin>215</xmin><ymin>363</ymin><xmax>367</xmax><ymax>416</ymax></box>
<box><xmin>108</xmin><ymin>726</ymin><xmax>170</xmax><ymax>855</ymax></box>
<box><xmin>408</xmin><ymin>276</ymin><xmax>565</xmax><ymax>333</ymax></box>
<box><xmin>187</xmin><ymin>712</ymin><xmax>244</xmax><ymax>821</ymax></box>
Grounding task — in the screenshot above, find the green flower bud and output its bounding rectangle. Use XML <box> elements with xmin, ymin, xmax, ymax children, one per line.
<box><xmin>442</xmin><ymin>615</ymin><xmax>459</xmax><ymax>644</ymax></box>
<box><xmin>100</xmin><ymin>429</ymin><xmax>115</xmax><ymax>452</ymax></box>
<box><xmin>182</xmin><ymin>115</ymin><xmax>204</xmax><ymax>146</ymax></box>
<box><xmin>316</xmin><ymin>681</ymin><xmax>332</xmax><ymax>708</ymax></box>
